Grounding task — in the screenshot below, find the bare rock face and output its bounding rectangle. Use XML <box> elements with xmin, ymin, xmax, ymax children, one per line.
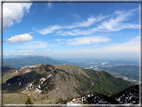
<box><xmin>47</xmin><ymin>71</ymin><xmax>80</xmax><ymax>100</ymax></box>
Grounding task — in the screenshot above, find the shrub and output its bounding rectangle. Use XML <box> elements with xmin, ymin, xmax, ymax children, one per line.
<box><xmin>25</xmin><ymin>96</ymin><xmax>33</xmax><ymax>104</ymax></box>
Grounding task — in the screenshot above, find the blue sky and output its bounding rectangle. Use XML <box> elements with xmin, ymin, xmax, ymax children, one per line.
<box><xmin>3</xmin><ymin>3</ymin><xmax>140</xmax><ymax>60</ymax></box>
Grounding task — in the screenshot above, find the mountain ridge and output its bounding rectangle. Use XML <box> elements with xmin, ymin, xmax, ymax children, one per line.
<box><xmin>66</xmin><ymin>84</ymin><xmax>140</xmax><ymax>105</ymax></box>
<box><xmin>3</xmin><ymin>64</ymin><xmax>133</xmax><ymax>102</ymax></box>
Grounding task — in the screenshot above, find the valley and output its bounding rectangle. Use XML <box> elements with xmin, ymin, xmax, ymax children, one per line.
<box><xmin>70</xmin><ymin>60</ymin><xmax>139</xmax><ymax>84</ymax></box>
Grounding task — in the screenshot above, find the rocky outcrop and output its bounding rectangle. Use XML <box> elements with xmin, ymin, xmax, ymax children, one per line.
<box><xmin>109</xmin><ymin>84</ymin><xmax>140</xmax><ymax>104</ymax></box>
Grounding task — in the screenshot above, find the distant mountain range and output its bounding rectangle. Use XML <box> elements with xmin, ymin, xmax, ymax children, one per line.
<box><xmin>3</xmin><ymin>56</ymin><xmax>73</xmax><ymax>68</ymax></box>
<box><xmin>3</xmin><ymin>64</ymin><xmax>134</xmax><ymax>104</ymax></box>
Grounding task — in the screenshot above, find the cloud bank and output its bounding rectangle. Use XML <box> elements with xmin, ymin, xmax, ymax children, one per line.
<box><xmin>67</xmin><ymin>36</ymin><xmax>111</xmax><ymax>45</ymax></box>
<box><xmin>18</xmin><ymin>49</ymin><xmax>35</xmax><ymax>53</ymax></box>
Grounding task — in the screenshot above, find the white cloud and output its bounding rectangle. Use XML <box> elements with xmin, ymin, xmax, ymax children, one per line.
<box><xmin>98</xmin><ymin>8</ymin><xmax>139</xmax><ymax>31</ymax></box>
<box><xmin>5</xmin><ymin>54</ymin><xmax>9</xmax><ymax>56</ymax></box>
<box><xmin>44</xmin><ymin>49</ymin><xmax>51</xmax><ymax>52</ymax></box>
<box><xmin>67</xmin><ymin>36</ymin><xmax>111</xmax><ymax>45</ymax></box>
<box><xmin>67</xmin><ymin>17</ymin><xmax>96</xmax><ymax>29</ymax></box>
<box><xmin>47</xmin><ymin>3</ymin><xmax>53</xmax><ymax>9</ymax></box>
<box><xmin>15</xmin><ymin>41</ymin><xmax>48</xmax><ymax>49</ymax></box>
<box><xmin>17</xmin><ymin>49</ymin><xmax>35</xmax><ymax>53</ymax></box>
<box><xmin>106</xmin><ymin>36</ymin><xmax>140</xmax><ymax>51</ymax></box>
<box><xmin>23</xmin><ymin>53</ymin><xmax>30</xmax><ymax>56</ymax></box>
<box><xmin>60</xmin><ymin>8</ymin><xmax>139</xmax><ymax>36</ymax></box>
<box><xmin>78</xmin><ymin>36</ymin><xmax>140</xmax><ymax>52</ymax></box>
<box><xmin>38</xmin><ymin>8</ymin><xmax>139</xmax><ymax>36</ymax></box>
<box><xmin>6</xmin><ymin>33</ymin><xmax>33</xmax><ymax>43</ymax></box>
<box><xmin>45</xmin><ymin>3</ymin><xmax>53</xmax><ymax>10</ymax></box>
<box><xmin>38</xmin><ymin>25</ymin><xmax>62</xmax><ymax>35</ymax></box>
<box><xmin>17</xmin><ymin>50</ymin><xmax>26</xmax><ymax>52</ymax></box>
<box><xmin>37</xmin><ymin>15</ymin><xmax>108</xmax><ymax>35</ymax></box>
<box><xmin>70</xmin><ymin>14</ymin><xmax>109</xmax><ymax>29</ymax></box>
<box><xmin>71</xmin><ymin>14</ymin><xmax>81</xmax><ymax>20</ymax></box>
<box><xmin>3</xmin><ymin>53</ymin><xmax>17</xmax><ymax>56</ymax></box>
<box><xmin>3</xmin><ymin>3</ymin><xmax>32</xmax><ymax>27</ymax></box>
<box><xmin>57</xmin><ymin>28</ymin><xmax>96</xmax><ymax>36</ymax></box>
<box><xmin>56</xmin><ymin>39</ymin><xmax>65</xmax><ymax>44</ymax></box>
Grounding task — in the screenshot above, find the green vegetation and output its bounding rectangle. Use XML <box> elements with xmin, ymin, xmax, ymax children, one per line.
<box><xmin>3</xmin><ymin>93</ymin><xmax>28</xmax><ymax>104</ymax></box>
<box><xmin>99</xmin><ymin>65</ymin><xmax>139</xmax><ymax>82</ymax></box>
<box><xmin>25</xmin><ymin>96</ymin><xmax>33</xmax><ymax>104</ymax></box>
<box><xmin>56</xmin><ymin>99</ymin><xmax>67</xmax><ymax>104</ymax></box>
<box><xmin>75</xmin><ymin>69</ymin><xmax>133</xmax><ymax>95</ymax></box>
<box><xmin>3</xmin><ymin>65</ymin><xmax>14</xmax><ymax>73</ymax></box>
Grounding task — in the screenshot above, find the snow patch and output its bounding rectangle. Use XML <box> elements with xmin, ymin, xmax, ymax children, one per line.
<box><xmin>116</xmin><ymin>97</ymin><xmax>121</xmax><ymax>102</ymax></box>
<box><xmin>35</xmin><ymin>88</ymin><xmax>41</xmax><ymax>93</ymax></box>
<box><xmin>27</xmin><ymin>83</ymin><xmax>33</xmax><ymax>89</ymax></box>
<box><xmin>25</xmin><ymin>69</ymin><xmax>31</xmax><ymax>73</ymax></box>
<box><xmin>46</xmin><ymin>100</ymin><xmax>50</xmax><ymax>102</ymax></box>
<box><xmin>66</xmin><ymin>103</ymin><xmax>83</xmax><ymax>107</ymax></box>
<box><xmin>47</xmin><ymin>74</ymin><xmax>52</xmax><ymax>79</ymax></box>
<box><xmin>29</xmin><ymin>65</ymin><xmax>38</xmax><ymax>68</ymax></box>
<box><xmin>40</xmin><ymin>77</ymin><xmax>46</xmax><ymax>84</ymax></box>
<box><xmin>72</xmin><ymin>98</ymin><xmax>76</xmax><ymax>101</ymax></box>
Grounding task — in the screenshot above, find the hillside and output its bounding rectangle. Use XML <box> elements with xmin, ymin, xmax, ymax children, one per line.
<box><xmin>109</xmin><ymin>84</ymin><xmax>139</xmax><ymax>104</ymax></box>
<box><xmin>99</xmin><ymin>65</ymin><xmax>139</xmax><ymax>83</ymax></box>
<box><xmin>54</xmin><ymin>65</ymin><xmax>133</xmax><ymax>95</ymax></box>
<box><xmin>3</xmin><ymin>65</ymin><xmax>15</xmax><ymax>73</ymax></box>
<box><xmin>2</xmin><ymin>64</ymin><xmax>133</xmax><ymax>104</ymax></box>
<box><xmin>66</xmin><ymin>84</ymin><xmax>140</xmax><ymax>105</ymax></box>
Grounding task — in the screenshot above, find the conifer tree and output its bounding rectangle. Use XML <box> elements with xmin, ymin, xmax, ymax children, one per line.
<box><xmin>25</xmin><ymin>96</ymin><xmax>33</xmax><ymax>104</ymax></box>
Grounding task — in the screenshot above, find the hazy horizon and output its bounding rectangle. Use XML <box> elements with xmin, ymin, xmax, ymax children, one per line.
<box><xmin>3</xmin><ymin>54</ymin><xmax>140</xmax><ymax>63</ymax></box>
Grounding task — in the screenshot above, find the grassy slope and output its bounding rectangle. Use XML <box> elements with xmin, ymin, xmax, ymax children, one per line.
<box><xmin>54</xmin><ymin>65</ymin><xmax>133</xmax><ymax>95</ymax></box>
<box><xmin>3</xmin><ymin>93</ymin><xmax>63</xmax><ymax>104</ymax></box>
